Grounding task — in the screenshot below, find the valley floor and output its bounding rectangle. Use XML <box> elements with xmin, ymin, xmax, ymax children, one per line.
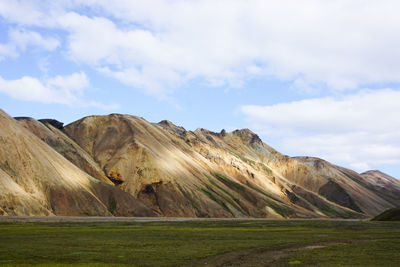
<box><xmin>0</xmin><ymin>218</ymin><xmax>399</xmax><ymax>266</ymax></box>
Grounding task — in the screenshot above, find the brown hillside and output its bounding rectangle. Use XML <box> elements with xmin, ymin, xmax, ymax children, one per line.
<box><xmin>63</xmin><ymin>114</ymin><xmax>378</xmax><ymax>218</ymax></box>
<box><xmin>0</xmin><ymin>110</ymin><xmax>156</xmax><ymax>216</ymax></box>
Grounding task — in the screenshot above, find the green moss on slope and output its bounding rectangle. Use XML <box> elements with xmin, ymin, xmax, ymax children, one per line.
<box><xmin>176</xmin><ymin>184</ymin><xmax>201</xmax><ymax>214</ymax></box>
<box><xmin>200</xmin><ymin>188</ymin><xmax>232</xmax><ymax>215</ymax></box>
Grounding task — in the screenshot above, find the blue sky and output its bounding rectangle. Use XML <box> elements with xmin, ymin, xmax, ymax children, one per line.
<box><xmin>1</xmin><ymin>1</ymin><xmax>400</xmax><ymax>178</ymax></box>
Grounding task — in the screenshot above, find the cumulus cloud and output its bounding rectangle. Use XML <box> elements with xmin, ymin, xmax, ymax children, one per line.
<box><xmin>9</xmin><ymin>29</ymin><xmax>59</xmax><ymax>51</ymax></box>
<box><xmin>57</xmin><ymin>12</ymin><xmax>185</xmax><ymax>98</ymax></box>
<box><xmin>240</xmin><ymin>89</ymin><xmax>400</xmax><ymax>171</ymax></box>
<box><xmin>0</xmin><ymin>0</ymin><xmax>46</xmax><ymax>26</ymax></box>
<box><xmin>65</xmin><ymin>0</ymin><xmax>400</xmax><ymax>92</ymax></box>
<box><xmin>46</xmin><ymin>72</ymin><xmax>89</xmax><ymax>95</ymax></box>
<box><xmin>0</xmin><ymin>28</ymin><xmax>59</xmax><ymax>60</ymax></box>
<box><xmin>0</xmin><ymin>72</ymin><xmax>117</xmax><ymax>109</ymax></box>
<box><xmin>2</xmin><ymin>1</ymin><xmax>400</xmax><ymax>97</ymax></box>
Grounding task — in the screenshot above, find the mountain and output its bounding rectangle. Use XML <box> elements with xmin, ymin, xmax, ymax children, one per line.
<box><xmin>1</xmin><ymin>109</ymin><xmax>399</xmax><ymax>218</ymax></box>
<box><xmin>0</xmin><ymin>110</ymin><xmax>156</xmax><ymax>216</ymax></box>
<box><xmin>293</xmin><ymin>157</ymin><xmax>396</xmax><ymax>216</ymax></box>
<box><xmin>15</xmin><ymin>117</ymin><xmax>112</xmax><ymax>185</ymax></box>
<box><xmin>360</xmin><ymin>170</ymin><xmax>400</xmax><ymax>206</ymax></box>
<box><xmin>372</xmin><ymin>207</ymin><xmax>400</xmax><ymax>221</ymax></box>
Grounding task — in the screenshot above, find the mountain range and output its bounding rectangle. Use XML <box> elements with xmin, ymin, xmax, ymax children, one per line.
<box><xmin>0</xmin><ymin>109</ymin><xmax>399</xmax><ymax>218</ymax></box>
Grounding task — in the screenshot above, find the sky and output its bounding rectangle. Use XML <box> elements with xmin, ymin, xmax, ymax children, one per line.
<box><xmin>1</xmin><ymin>0</ymin><xmax>400</xmax><ymax>178</ymax></box>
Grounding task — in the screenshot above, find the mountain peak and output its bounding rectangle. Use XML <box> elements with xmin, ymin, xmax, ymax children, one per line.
<box><xmin>232</xmin><ymin>128</ymin><xmax>262</xmax><ymax>144</ymax></box>
<box><xmin>361</xmin><ymin>170</ymin><xmax>398</xmax><ymax>182</ymax></box>
<box><xmin>158</xmin><ymin>120</ymin><xmax>187</xmax><ymax>136</ymax></box>
<box><xmin>158</xmin><ymin>120</ymin><xmax>175</xmax><ymax>127</ymax></box>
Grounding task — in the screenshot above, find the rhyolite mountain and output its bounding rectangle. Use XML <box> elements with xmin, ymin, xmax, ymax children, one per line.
<box><xmin>1</xmin><ymin>109</ymin><xmax>399</xmax><ymax>218</ymax></box>
<box><xmin>0</xmin><ymin>110</ymin><xmax>156</xmax><ymax>216</ymax></box>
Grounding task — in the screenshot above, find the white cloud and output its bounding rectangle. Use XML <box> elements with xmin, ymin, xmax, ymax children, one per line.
<box><xmin>0</xmin><ymin>72</ymin><xmax>87</xmax><ymax>104</ymax></box>
<box><xmin>9</xmin><ymin>29</ymin><xmax>60</xmax><ymax>51</ymax></box>
<box><xmin>99</xmin><ymin>66</ymin><xmax>181</xmax><ymax>100</ymax></box>
<box><xmin>57</xmin><ymin>12</ymin><xmax>184</xmax><ymax>98</ymax></box>
<box><xmin>240</xmin><ymin>89</ymin><xmax>400</xmax><ymax>172</ymax></box>
<box><xmin>65</xmin><ymin>0</ymin><xmax>400</xmax><ymax>93</ymax></box>
<box><xmin>3</xmin><ymin>1</ymin><xmax>400</xmax><ymax>98</ymax></box>
<box><xmin>46</xmin><ymin>72</ymin><xmax>89</xmax><ymax>95</ymax></box>
<box><xmin>0</xmin><ymin>44</ymin><xmax>17</xmax><ymax>60</ymax></box>
<box><xmin>0</xmin><ymin>0</ymin><xmax>46</xmax><ymax>26</ymax></box>
<box><xmin>0</xmin><ymin>76</ymin><xmax>55</xmax><ymax>103</ymax></box>
<box><xmin>0</xmin><ymin>72</ymin><xmax>117</xmax><ymax>109</ymax></box>
<box><xmin>0</xmin><ymin>29</ymin><xmax>59</xmax><ymax>60</ymax></box>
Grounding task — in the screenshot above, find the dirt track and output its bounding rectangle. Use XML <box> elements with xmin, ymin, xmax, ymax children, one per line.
<box><xmin>190</xmin><ymin>238</ymin><xmax>400</xmax><ymax>267</ymax></box>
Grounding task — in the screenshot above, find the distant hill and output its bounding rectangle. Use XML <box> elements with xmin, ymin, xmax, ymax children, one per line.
<box><xmin>371</xmin><ymin>208</ymin><xmax>400</xmax><ymax>221</ymax></box>
<box><xmin>360</xmin><ymin>170</ymin><xmax>400</xmax><ymax>206</ymax></box>
<box><xmin>0</xmin><ymin>109</ymin><xmax>399</xmax><ymax>218</ymax></box>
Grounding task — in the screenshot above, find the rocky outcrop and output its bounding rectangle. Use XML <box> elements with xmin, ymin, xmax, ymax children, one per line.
<box><xmin>38</xmin><ymin>119</ymin><xmax>64</xmax><ymax>130</ymax></box>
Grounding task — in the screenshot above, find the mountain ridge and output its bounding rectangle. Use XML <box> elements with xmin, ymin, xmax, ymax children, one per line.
<box><xmin>1</xmin><ymin>110</ymin><xmax>399</xmax><ymax>218</ymax></box>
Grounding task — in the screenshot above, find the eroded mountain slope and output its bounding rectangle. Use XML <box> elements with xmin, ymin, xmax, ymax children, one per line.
<box><xmin>0</xmin><ymin>110</ymin><xmax>156</xmax><ymax>216</ymax></box>
<box><xmin>294</xmin><ymin>157</ymin><xmax>396</xmax><ymax>216</ymax></box>
<box><xmin>15</xmin><ymin>117</ymin><xmax>112</xmax><ymax>185</ymax></box>
<box><xmin>360</xmin><ymin>170</ymin><xmax>400</xmax><ymax>206</ymax></box>
<box><xmin>63</xmin><ymin>114</ymin><xmax>381</xmax><ymax>218</ymax></box>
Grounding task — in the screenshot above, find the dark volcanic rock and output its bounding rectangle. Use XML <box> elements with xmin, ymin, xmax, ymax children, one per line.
<box><xmin>39</xmin><ymin>119</ymin><xmax>64</xmax><ymax>130</ymax></box>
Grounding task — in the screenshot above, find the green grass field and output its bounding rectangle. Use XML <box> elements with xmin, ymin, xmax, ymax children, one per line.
<box><xmin>0</xmin><ymin>219</ymin><xmax>399</xmax><ymax>266</ymax></box>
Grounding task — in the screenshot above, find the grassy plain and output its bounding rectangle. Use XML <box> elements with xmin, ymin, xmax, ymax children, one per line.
<box><xmin>0</xmin><ymin>219</ymin><xmax>399</xmax><ymax>266</ymax></box>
